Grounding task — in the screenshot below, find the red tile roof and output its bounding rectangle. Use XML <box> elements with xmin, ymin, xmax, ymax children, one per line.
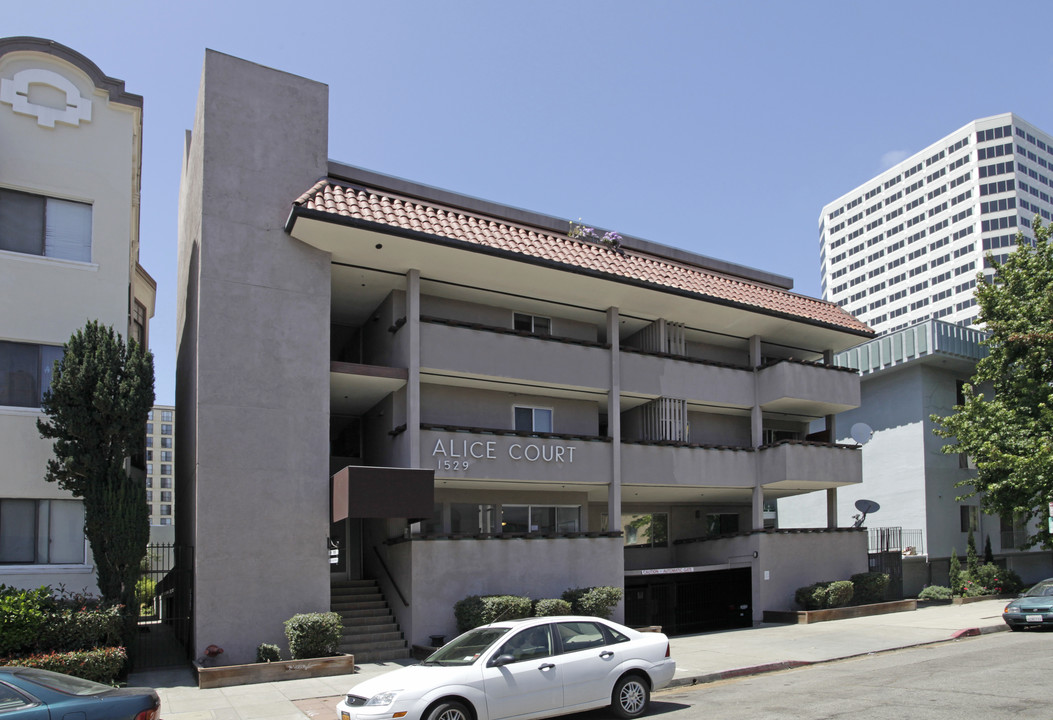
<box><xmin>293</xmin><ymin>180</ymin><xmax>873</xmax><ymax>335</ymax></box>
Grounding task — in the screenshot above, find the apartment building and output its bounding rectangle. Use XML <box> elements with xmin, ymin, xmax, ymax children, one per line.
<box><xmin>820</xmin><ymin>113</ymin><xmax>1053</xmax><ymax>334</ymax></box>
<box><xmin>145</xmin><ymin>404</ymin><xmax>175</xmax><ymax>533</ymax></box>
<box><xmin>176</xmin><ymin>50</ymin><xmax>875</xmax><ymax>664</ymax></box>
<box><xmin>0</xmin><ymin>37</ymin><xmax>155</xmax><ymax>592</ymax></box>
<box><xmin>778</xmin><ymin>319</ymin><xmax>1053</xmax><ymax>593</ymax></box>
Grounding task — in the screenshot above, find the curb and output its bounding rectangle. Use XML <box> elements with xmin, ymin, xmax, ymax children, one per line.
<box><xmin>663</xmin><ymin>623</ymin><xmax>1007</xmax><ymax>689</ymax></box>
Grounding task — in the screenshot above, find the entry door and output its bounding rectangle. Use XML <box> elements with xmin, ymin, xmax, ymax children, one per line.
<box><xmin>330</xmin><ymin>518</ymin><xmax>363</xmax><ymax>580</ymax></box>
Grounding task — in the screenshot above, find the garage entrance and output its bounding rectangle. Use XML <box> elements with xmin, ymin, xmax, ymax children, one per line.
<box><xmin>624</xmin><ymin>566</ymin><xmax>752</xmax><ymax>635</ymax></box>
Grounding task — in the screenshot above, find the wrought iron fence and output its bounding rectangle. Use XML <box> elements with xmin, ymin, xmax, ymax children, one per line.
<box><xmin>133</xmin><ymin>543</ymin><xmax>193</xmax><ymax>670</ymax></box>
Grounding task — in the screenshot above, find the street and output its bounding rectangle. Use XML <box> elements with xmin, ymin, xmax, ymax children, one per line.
<box><xmin>643</xmin><ymin>631</ymin><xmax>1053</xmax><ymax>720</ymax></box>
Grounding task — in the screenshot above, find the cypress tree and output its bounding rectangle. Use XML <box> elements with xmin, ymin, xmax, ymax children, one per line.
<box><xmin>949</xmin><ymin>548</ymin><xmax>963</xmax><ymax>595</ymax></box>
<box><xmin>37</xmin><ymin>321</ymin><xmax>155</xmax><ymax>640</ymax></box>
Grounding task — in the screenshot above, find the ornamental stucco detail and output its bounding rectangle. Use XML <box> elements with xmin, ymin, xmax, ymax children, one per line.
<box><xmin>0</xmin><ymin>67</ymin><xmax>92</xmax><ymax>128</ymax></box>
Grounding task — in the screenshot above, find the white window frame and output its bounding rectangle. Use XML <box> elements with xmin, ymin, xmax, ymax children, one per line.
<box><xmin>513</xmin><ymin>405</ymin><xmax>553</xmax><ymax>433</ymax></box>
<box><xmin>0</xmin><ymin>188</ymin><xmax>92</xmax><ymax>263</ymax></box>
<box><xmin>513</xmin><ymin>312</ymin><xmax>551</xmax><ymax>335</ymax></box>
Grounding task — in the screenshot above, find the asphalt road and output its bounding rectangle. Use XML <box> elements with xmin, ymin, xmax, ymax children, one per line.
<box><xmin>647</xmin><ymin>630</ymin><xmax>1053</xmax><ymax>720</ymax></box>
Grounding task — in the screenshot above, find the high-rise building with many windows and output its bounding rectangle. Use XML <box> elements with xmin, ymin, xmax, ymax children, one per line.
<box><xmin>820</xmin><ymin>113</ymin><xmax>1053</xmax><ymax>334</ymax></box>
<box><xmin>145</xmin><ymin>405</ymin><xmax>175</xmax><ymax>527</ymax></box>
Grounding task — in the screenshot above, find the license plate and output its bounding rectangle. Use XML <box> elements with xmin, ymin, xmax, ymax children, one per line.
<box><xmin>1025</xmin><ymin>614</ymin><xmax>1043</xmax><ymax>623</ymax></box>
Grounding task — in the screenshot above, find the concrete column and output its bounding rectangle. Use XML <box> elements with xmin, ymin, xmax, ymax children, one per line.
<box><xmin>752</xmin><ymin>484</ymin><xmax>765</xmax><ymax>532</ymax></box>
<box><xmin>827</xmin><ymin>488</ymin><xmax>838</xmax><ymax>529</ymax></box>
<box><xmin>823</xmin><ymin>350</ymin><xmax>836</xmax><ymax>442</ymax></box>
<box><xmin>607</xmin><ymin>307</ymin><xmax>621</xmax><ymax>532</ymax></box>
<box><xmin>407</xmin><ymin>269</ymin><xmax>421</xmax><ymax>468</ymax></box>
<box><xmin>823</xmin><ymin>348</ymin><xmax>838</xmax><ymax>529</ymax></box>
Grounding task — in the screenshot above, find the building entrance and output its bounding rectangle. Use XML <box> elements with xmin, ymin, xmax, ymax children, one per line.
<box><xmin>624</xmin><ymin>567</ymin><xmax>751</xmax><ymax>635</ymax></box>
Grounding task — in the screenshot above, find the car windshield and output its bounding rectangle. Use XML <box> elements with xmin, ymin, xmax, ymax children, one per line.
<box><xmin>422</xmin><ymin>627</ymin><xmax>510</xmax><ymax>666</ymax></box>
<box><xmin>1025</xmin><ymin>580</ymin><xmax>1053</xmax><ymax>597</ymax></box>
<box><xmin>13</xmin><ymin>667</ymin><xmax>110</xmax><ymax>696</ymax></box>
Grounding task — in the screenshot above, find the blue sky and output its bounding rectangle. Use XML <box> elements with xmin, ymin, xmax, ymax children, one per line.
<box><xmin>7</xmin><ymin>0</ymin><xmax>1053</xmax><ymax>404</ymax></box>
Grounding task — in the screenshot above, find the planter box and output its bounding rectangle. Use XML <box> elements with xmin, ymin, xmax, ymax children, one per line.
<box><xmin>195</xmin><ymin>653</ymin><xmax>355</xmax><ymax>689</ymax></box>
<box><xmin>763</xmin><ymin>599</ymin><xmax>917</xmax><ymax>625</ymax></box>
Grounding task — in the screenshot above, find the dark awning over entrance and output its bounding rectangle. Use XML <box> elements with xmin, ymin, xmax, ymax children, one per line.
<box><xmin>331</xmin><ymin>466</ymin><xmax>435</xmax><ymax>522</ymax></box>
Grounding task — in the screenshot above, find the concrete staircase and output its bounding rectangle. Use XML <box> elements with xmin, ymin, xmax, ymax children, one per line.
<box><xmin>331</xmin><ymin>579</ymin><xmax>410</xmax><ymax>663</ymax></box>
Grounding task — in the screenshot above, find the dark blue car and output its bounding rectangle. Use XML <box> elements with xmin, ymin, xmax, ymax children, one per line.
<box><xmin>0</xmin><ymin>666</ymin><xmax>159</xmax><ymax>720</ymax></box>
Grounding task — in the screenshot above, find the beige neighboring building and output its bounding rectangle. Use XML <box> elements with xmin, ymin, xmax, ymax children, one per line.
<box><xmin>0</xmin><ymin>37</ymin><xmax>155</xmax><ymax>593</ymax></box>
<box><xmin>177</xmin><ymin>50</ymin><xmax>876</xmax><ymax>665</ymax></box>
<box><xmin>146</xmin><ymin>404</ymin><xmax>175</xmax><ymax>540</ymax></box>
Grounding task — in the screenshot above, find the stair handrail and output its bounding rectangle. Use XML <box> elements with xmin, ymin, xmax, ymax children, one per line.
<box><xmin>373</xmin><ymin>545</ymin><xmax>409</xmax><ymax>607</ymax></box>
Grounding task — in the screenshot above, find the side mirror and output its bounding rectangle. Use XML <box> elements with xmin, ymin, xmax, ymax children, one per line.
<box><xmin>490</xmin><ymin>654</ymin><xmax>516</xmax><ymax>668</ymax></box>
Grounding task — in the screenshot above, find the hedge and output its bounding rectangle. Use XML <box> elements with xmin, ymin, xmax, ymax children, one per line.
<box><xmin>0</xmin><ymin>647</ymin><xmax>127</xmax><ymax>684</ymax></box>
<box><xmin>455</xmin><ymin>595</ymin><xmax>533</xmax><ymax>633</ymax></box>
<box><xmin>850</xmin><ymin>572</ymin><xmax>890</xmax><ymax>605</ymax></box>
<box><xmin>562</xmin><ymin>586</ymin><xmax>622</xmax><ymax>619</ymax></box>
<box><xmin>284</xmin><ymin>612</ymin><xmax>342</xmax><ymax>659</ymax></box>
<box><xmin>533</xmin><ymin>599</ymin><xmax>572</xmax><ymax>617</ymax></box>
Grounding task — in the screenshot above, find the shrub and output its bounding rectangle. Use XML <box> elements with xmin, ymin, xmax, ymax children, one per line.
<box><xmin>949</xmin><ymin>549</ymin><xmax>963</xmax><ymax>595</ymax></box>
<box><xmin>283</xmin><ymin>612</ymin><xmax>342</xmax><ymax>659</ymax></box>
<box><xmin>826</xmin><ymin>580</ymin><xmax>855</xmax><ymax>608</ymax></box>
<box><xmin>794</xmin><ymin>582</ymin><xmax>831</xmax><ymax>610</ymax></box>
<box><xmin>36</xmin><ymin>604</ymin><xmax>123</xmax><ymax>652</ymax></box>
<box><xmin>794</xmin><ymin>580</ymin><xmax>854</xmax><ymax>610</ymax></box>
<box><xmin>534</xmin><ymin>599</ymin><xmax>572</xmax><ymax>617</ymax></box>
<box><xmin>256</xmin><ymin>643</ymin><xmax>282</xmax><ymax>663</ymax></box>
<box><xmin>1</xmin><ymin>647</ymin><xmax>127</xmax><ymax>684</ymax></box>
<box><xmin>967</xmin><ymin>563</ymin><xmax>1023</xmax><ymax>596</ymax></box>
<box><xmin>850</xmin><ymin>572</ymin><xmax>890</xmax><ymax>605</ymax></box>
<box><xmin>0</xmin><ymin>585</ymin><xmax>52</xmax><ymax>656</ymax></box>
<box><xmin>454</xmin><ymin>595</ymin><xmax>532</xmax><ymax>633</ymax></box>
<box><xmin>573</xmin><ymin>587</ymin><xmax>623</xmax><ymax>619</ymax></box>
<box><xmin>918</xmin><ymin>585</ymin><xmax>953</xmax><ymax>601</ymax></box>
<box><xmin>135</xmin><ymin>576</ymin><xmax>157</xmax><ymax>614</ymax></box>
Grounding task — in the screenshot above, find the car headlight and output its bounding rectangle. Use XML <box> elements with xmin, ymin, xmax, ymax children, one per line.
<box><xmin>365</xmin><ymin>690</ymin><xmax>403</xmax><ymax>707</ymax></box>
<box><xmin>1004</xmin><ymin>605</ymin><xmax>1018</xmax><ymax>613</ymax></box>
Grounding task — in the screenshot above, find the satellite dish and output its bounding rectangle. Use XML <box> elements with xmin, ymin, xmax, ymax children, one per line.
<box><xmin>855</xmin><ymin>499</ymin><xmax>880</xmax><ymax>515</ymax></box>
<box><xmin>850</xmin><ymin>422</ymin><xmax>874</xmax><ymax>445</ymax></box>
<box><xmin>853</xmin><ymin>499</ymin><xmax>880</xmax><ymax>528</ymax></box>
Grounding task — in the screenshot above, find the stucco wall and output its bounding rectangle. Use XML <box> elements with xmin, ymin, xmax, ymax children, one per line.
<box><xmin>0</xmin><ymin>44</ymin><xmax>141</xmax><ymax>593</ymax></box>
<box><xmin>421</xmin><ymin>294</ymin><xmax>599</xmax><ymax>343</ymax></box>
<box><xmin>177</xmin><ymin>50</ymin><xmax>331</xmax><ymax>664</ymax></box>
<box><xmin>398</xmin><ymin>536</ymin><xmax>624</xmax><ymax>645</ymax></box>
<box><xmin>421</xmin><ymin>384</ymin><xmax>599</xmax><ymax>435</ymax></box>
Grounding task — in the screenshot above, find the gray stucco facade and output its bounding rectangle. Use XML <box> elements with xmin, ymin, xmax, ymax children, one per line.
<box><xmin>178</xmin><ymin>51</ymin><xmax>875</xmax><ymax>665</ymax></box>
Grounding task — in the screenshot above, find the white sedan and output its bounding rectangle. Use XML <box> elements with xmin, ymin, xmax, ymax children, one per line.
<box><xmin>336</xmin><ymin>616</ymin><xmax>675</xmax><ymax>720</ymax></box>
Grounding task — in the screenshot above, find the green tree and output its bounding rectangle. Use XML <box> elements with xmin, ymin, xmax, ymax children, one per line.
<box><xmin>37</xmin><ymin>321</ymin><xmax>155</xmax><ymax>629</ymax></box>
<box><xmin>949</xmin><ymin>548</ymin><xmax>963</xmax><ymax>595</ymax></box>
<box><xmin>983</xmin><ymin>534</ymin><xmax>994</xmax><ymax>564</ymax></box>
<box><xmin>933</xmin><ymin>219</ymin><xmax>1053</xmax><ymax>549</ymax></box>
<box><xmin>966</xmin><ymin>530</ymin><xmax>979</xmax><ymax>576</ymax></box>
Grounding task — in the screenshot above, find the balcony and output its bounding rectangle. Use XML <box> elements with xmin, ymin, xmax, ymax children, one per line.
<box><xmin>756</xmin><ymin>359</ymin><xmax>860</xmax><ymax>418</ymax></box>
<box><xmin>419</xmin><ymin>319</ymin><xmax>610</xmax><ymax>390</ymax></box>
<box><xmin>620</xmin><ymin>441</ymin><xmax>756</xmax><ymax>490</ymax></box>
<box><xmin>757</xmin><ymin>440</ymin><xmax>862</xmax><ymax>492</ymax></box>
<box><xmin>619</xmin><ymin>350</ymin><xmax>752</xmax><ymax>408</ymax></box>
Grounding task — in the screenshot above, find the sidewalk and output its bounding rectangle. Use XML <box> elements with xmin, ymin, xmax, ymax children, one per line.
<box><xmin>132</xmin><ymin>598</ymin><xmax>1010</xmax><ymax>720</ymax></box>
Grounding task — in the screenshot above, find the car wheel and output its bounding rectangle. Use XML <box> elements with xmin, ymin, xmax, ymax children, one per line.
<box><xmin>426</xmin><ymin>700</ymin><xmax>471</xmax><ymax>720</ymax></box>
<box><xmin>611</xmin><ymin>674</ymin><xmax>650</xmax><ymax>719</ymax></box>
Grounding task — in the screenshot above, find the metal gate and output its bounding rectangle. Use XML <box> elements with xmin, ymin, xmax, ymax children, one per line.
<box><xmin>133</xmin><ymin>543</ymin><xmax>193</xmax><ymax>670</ymax></box>
<box><xmin>625</xmin><ymin>567</ymin><xmax>751</xmax><ymax>635</ymax></box>
<box><xmin>868</xmin><ymin>527</ymin><xmax>904</xmax><ymax>600</ymax></box>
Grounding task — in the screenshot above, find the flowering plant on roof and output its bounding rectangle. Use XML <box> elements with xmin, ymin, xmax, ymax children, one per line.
<box><xmin>569</xmin><ymin>220</ymin><xmax>623</xmax><ymax>252</ymax></box>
